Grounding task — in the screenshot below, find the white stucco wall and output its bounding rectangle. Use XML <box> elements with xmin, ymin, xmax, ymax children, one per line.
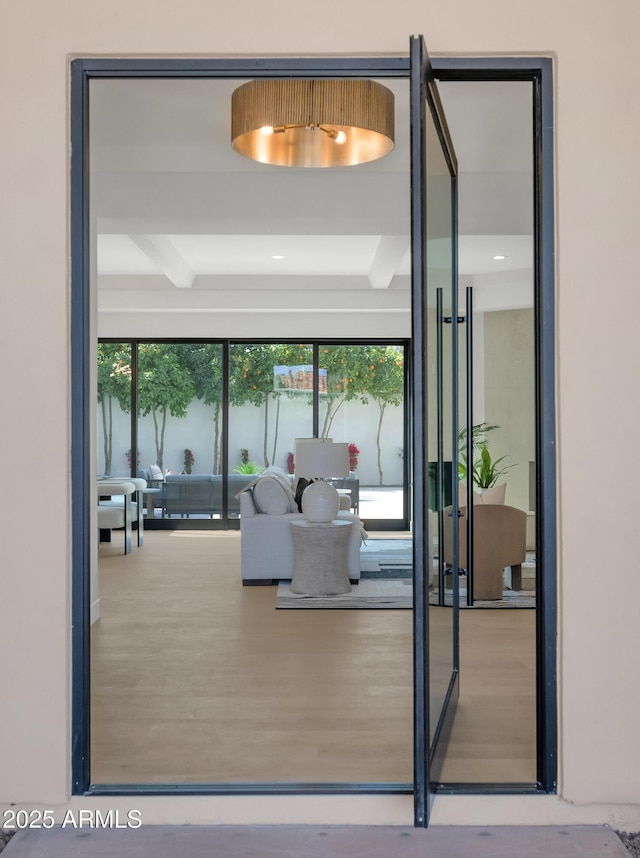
<box><xmin>2</xmin><ymin>0</ymin><xmax>640</xmax><ymax>828</ymax></box>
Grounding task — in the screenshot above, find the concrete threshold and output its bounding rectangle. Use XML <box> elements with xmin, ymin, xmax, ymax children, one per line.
<box><xmin>3</xmin><ymin>824</ymin><xmax>631</xmax><ymax>857</ymax></box>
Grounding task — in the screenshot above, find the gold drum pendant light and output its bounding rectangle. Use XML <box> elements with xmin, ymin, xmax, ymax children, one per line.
<box><xmin>231</xmin><ymin>79</ymin><xmax>395</xmax><ymax>168</ymax></box>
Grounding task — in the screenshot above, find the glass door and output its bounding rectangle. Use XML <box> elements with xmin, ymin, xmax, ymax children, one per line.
<box><xmin>410</xmin><ymin>34</ymin><xmax>460</xmax><ymax>826</ymax></box>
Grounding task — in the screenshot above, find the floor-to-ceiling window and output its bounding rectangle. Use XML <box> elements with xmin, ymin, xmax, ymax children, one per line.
<box><xmin>98</xmin><ymin>338</ymin><xmax>409</xmax><ymax>530</ymax></box>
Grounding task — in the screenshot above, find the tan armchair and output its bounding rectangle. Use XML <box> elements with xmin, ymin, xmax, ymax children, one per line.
<box><xmin>443</xmin><ymin>504</ymin><xmax>527</xmax><ymax>600</ymax></box>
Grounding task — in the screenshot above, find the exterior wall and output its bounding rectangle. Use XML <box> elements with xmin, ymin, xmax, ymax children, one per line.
<box><xmin>2</xmin><ymin>0</ymin><xmax>640</xmax><ymax>829</ymax></box>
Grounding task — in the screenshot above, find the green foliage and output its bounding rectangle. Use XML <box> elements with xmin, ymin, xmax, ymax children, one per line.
<box><xmin>458</xmin><ymin>423</ymin><xmax>508</xmax><ymax>488</ymax></box>
<box><xmin>458</xmin><ymin>422</ymin><xmax>500</xmax><ymax>453</ymax></box>
<box><xmin>183</xmin><ymin>448</ymin><xmax>195</xmax><ymax>474</ymax></box>
<box><xmin>97</xmin><ymin>342</ymin><xmax>132</xmax><ymax>411</ymax></box>
<box><xmin>97</xmin><ymin>343</ymin><xmax>132</xmax><ymax>474</ymax></box>
<box><xmin>318</xmin><ymin>345</ymin><xmax>404</xmax><ymax>461</ymax></box>
<box><xmin>233</xmin><ymin>461</ymin><xmax>263</xmax><ymax>474</ymax></box>
<box><xmin>459</xmin><ymin>441</ymin><xmax>514</xmax><ymax>489</ymax></box>
<box><xmin>183</xmin><ymin>343</ymin><xmax>223</xmax><ymax>407</ymax></box>
<box><xmin>137</xmin><ymin>343</ymin><xmax>196</xmax><ymax>470</ymax></box>
<box><xmin>138</xmin><ymin>344</ymin><xmax>195</xmax><ymax>419</ymax></box>
<box><xmin>318</xmin><ymin>345</ymin><xmax>369</xmax><ymax>437</ymax></box>
<box><xmin>181</xmin><ymin>344</ymin><xmax>224</xmax><ymax>473</ymax></box>
<box><xmin>229</xmin><ymin>343</ymin><xmax>312</xmax><ymax>468</ymax></box>
<box><xmin>361</xmin><ymin>345</ymin><xmax>404</xmax><ymax>484</ymax></box>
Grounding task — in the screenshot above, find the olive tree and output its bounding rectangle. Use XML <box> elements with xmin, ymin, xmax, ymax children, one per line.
<box><xmin>137</xmin><ymin>343</ymin><xmax>195</xmax><ymax>471</ymax></box>
<box><xmin>182</xmin><ymin>344</ymin><xmax>224</xmax><ymax>473</ymax></box>
<box><xmin>97</xmin><ymin>342</ymin><xmax>132</xmax><ymax>474</ymax></box>
<box><xmin>229</xmin><ymin>343</ymin><xmax>311</xmax><ymax>468</ymax></box>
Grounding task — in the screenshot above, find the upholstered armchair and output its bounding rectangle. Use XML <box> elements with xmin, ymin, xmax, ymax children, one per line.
<box><xmin>97</xmin><ymin>479</ymin><xmax>138</xmax><ymax>554</ymax></box>
<box><xmin>443</xmin><ymin>504</ymin><xmax>527</xmax><ymax>600</ymax></box>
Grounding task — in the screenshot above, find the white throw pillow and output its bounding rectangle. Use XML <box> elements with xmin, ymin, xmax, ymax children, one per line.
<box><xmin>149</xmin><ymin>464</ymin><xmax>163</xmax><ymax>481</ymax></box>
<box><xmin>252</xmin><ymin>476</ymin><xmax>291</xmax><ymax>515</ymax></box>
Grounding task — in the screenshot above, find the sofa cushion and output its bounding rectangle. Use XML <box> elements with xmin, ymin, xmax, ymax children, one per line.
<box><xmin>252</xmin><ymin>476</ymin><xmax>293</xmax><ymax>515</ymax></box>
<box><xmin>148</xmin><ymin>464</ymin><xmax>163</xmax><ymax>481</ymax></box>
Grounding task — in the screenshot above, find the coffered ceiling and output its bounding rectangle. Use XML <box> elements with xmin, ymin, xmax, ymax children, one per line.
<box><xmin>91</xmin><ymin>76</ymin><xmax>533</xmax><ymax>328</ymax></box>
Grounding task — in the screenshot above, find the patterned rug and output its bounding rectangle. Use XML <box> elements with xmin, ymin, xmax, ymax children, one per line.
<box><xmin>276</xmin><ymin>579</ymin><xmax>534</xmax><ymax>610</ymax></box>
<box><xmin>360</xmin><ymin>539</ymin><xmax>413</xmax><ymax>576</ymax></box>
<box><xmin>276</xmin><ymin>579</ymin><xmax>412</xmax><ymax>609</ymax></box>
<box><xmin>429</xmin><ymin>587</ymin><xmax>535</xmax><ymax>609</ymax></box>
<box><xmin>276</xmin><ymin>539</ymin><xmax>534</xmax><ymax>609</ymax></box>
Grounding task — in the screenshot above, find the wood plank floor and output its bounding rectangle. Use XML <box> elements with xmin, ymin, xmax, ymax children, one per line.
<box><xmin>91</xmin><ymin>531</ymin><xmax>536</xmax><ymax>785</ymax></box>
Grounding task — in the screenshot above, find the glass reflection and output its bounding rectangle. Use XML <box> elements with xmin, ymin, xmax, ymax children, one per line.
<box><xmin>424</xmin><ymin>102</ymin><xmax>457</xmax><ymax>744</ymax></box>
<box><xmin>318</xmin><ymin>345</ymin><xmax>406</xmax><ymax>521</ymax></box>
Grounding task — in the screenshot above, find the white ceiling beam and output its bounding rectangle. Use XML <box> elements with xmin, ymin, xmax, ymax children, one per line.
<box><xmin>97</xmin><ymin>288</ymin><xmax>410</xmax><ymax>313</ymax></box>
<box><xmin>129</xmin><ymin>234</ymin><xmax>195</xmax><ymax>289</ymax></box>
<box><xmin>367</xmin><ymin>236</ymin><xmax>409</xmax><ymax>289</ymax></box>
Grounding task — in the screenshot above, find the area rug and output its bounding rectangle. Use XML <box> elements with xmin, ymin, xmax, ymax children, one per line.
<box><xmin>276</xmin><ymin>579</ymin><xmax>533</xmax><ymax>610</ymax></box>
<box><xmin>429</xmin><ymin>588</ymin><xmax>535</xmax><ymax>609</ymax></box>
<box><xmin>360</xmin><ymin>539</ymin><xmax>413</xmax><ymax>575</ymax></box>
<box><xmin>276</xmin><ymin>579</ymin><xmax>412</xmax><ymax>609</ymax></box>
<box><xmin>275</xmin><ymin>539</ymin><xmax>534</xmax><ymax>609</ymax></box>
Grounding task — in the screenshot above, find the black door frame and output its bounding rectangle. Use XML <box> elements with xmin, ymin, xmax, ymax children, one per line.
<box><xmin>70</xmin><ymin>52</ymin><xmax>556</xmax><ymax>808</ymax></box>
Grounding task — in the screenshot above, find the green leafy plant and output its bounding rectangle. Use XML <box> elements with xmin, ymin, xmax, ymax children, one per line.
<box><xmin>458</xmin><ymin>423</ymin><xmax>514</xmax><ymax>489</ymax></box>
<box><xmin>183</xmin><ymin>448</ymin><xmax>195</xmax><ymax>474</ymax></box>
<box><xmin>460</xmin><ymin>442</ymin><xmax>514</xmax><ymax>489</ymax></box>
<box><xmin>458</xmin><ymin>422</ymin><xmax>500</xmax><ymax>454</ymax></box>
<box><xmin>233</xmin><ymin>461</ymin><xmax>263</xmax><ymax>474</ymax></box>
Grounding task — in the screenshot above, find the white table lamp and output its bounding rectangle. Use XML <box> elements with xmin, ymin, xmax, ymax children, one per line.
<box><xmin>294</xmin><ymin>439</ymin><xmax>350</xmax><ymax>523</ymax></box>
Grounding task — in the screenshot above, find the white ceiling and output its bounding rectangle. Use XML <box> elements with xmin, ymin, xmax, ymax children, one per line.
<box><xmin>91</xmin><ymin>77</ymin><xmax>534</xmax><ymax>319</ymax></box>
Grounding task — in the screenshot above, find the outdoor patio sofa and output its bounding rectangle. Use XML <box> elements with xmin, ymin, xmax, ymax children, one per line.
<box><xmin>137</xmin><ymin>469</ymin><xmax>255</xmax><ymax>517</ymax></box>
<box><xmin>163</xmin><ymin>473</ymin><xmax>255</xmax><ymax>517</ymax></box>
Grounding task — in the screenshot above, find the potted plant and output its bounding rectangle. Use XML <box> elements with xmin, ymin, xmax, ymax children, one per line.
<box><xmin>458</xmin><ymin>423</ymin><xmax>514</xmax><ymax>491</ymax></box>
<box><xmin>348</xmin><ymin>443</ymin><xmax>360</xmax><ymax>474</ymax></box>
<box><xmin>183</xmin><ymin>448</ymin><xmax>195</xmax><ymax>474</ymax></box>
<box><xmin>461</xmin><ymin>442</ymin><xmax>514</xmax><ymax>490</ymax></box>
<box><xmin>233</xmin><ymin>461</ymin><xmax>263</xmax><ymax>475</ymax></box>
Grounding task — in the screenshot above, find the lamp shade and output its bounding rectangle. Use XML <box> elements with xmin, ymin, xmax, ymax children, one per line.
<box><xmin>231</xmin><ymin>79</ymin><xmax>395</xmax><ymax>168</ymax></box>
<box><xmin>294</xmin><ymin>439</ymin><xmax>350</xmax><ymax>479</ymax></box>
<box><xmin>294</xmin><ymin>439</ymin><xmax>350</xmax><ymax>523</ymax></box>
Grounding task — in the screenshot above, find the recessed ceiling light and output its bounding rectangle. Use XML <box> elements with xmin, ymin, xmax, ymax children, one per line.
<box><xmin>272</xmin><ymin>255</ymin><xmax>285</xmax><ymax>260</ymax></box>
<box><xmin>493</xmin><ymin>254</ymin><xmax>508</xmax><ymax>260</ymax></box>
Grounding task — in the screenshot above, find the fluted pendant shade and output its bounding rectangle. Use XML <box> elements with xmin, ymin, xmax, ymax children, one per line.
<box><xmin>231</xmin><ymin>79</ymin><xmax>395</xmax><ymax>168</ymax></box>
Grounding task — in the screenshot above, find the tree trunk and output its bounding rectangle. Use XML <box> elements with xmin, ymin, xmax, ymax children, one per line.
<box><xmin>212</xmin><ymin>401</ymin><xmax>221</xmax><ymax>474</ymax></box>
<box><xmin>151</xmin><ymin>406</ymin><xmax>163</xmax><ymax>470</ymax></box>
<box><xmin>100</xmin><ymin>395</ymin><xmax>112</xmax><ymax>474</ymax></box>
<box><xmin>159</xmin><ymin>408</ymin><xmax>167</xmax><ymax>471</ymax></box>
<box><xmin>321</xmin><ymin>394</ymin><xmax>345</xmax><ymax>438</ymax></box>
<box><xmin>376</xmin><ymin>401</ymin><xmax>386</xmax><ymax>485</ymax></box>
<box><xmin>271</xmin><ymin>394</ymin><xmax>281</xmax><ymax>467</ymax></box>
<box><xmin>262</xmin><ymin>394</ymin><xmax>270</xmax><ymax>467</ymax></box>
<box><xmin>107</xmin><ymin>396</ymin><xmax>112</xmax><ymax>474</ymax></box>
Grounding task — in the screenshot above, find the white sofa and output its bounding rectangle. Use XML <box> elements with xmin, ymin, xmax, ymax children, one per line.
<box><xmin>239</xmin><ymin>489</ymin><xmax>362</xmax><ymax>585</ymax></box>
